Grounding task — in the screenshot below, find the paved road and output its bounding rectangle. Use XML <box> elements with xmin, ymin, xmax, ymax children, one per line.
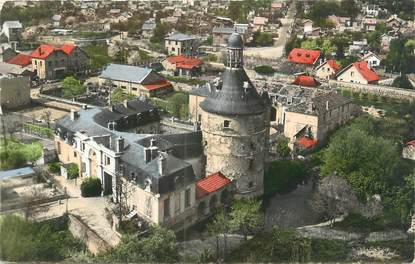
<box><xmin>244</xmin><ymin>1</ymin><xmax>296</xmax><ymax>59</ymax></box>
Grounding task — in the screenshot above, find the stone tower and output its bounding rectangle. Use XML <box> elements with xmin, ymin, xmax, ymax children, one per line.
<box><xmin>200</xmin><ymin>33</ymin><xmax>269</xmax><ymax>198</ymax></box>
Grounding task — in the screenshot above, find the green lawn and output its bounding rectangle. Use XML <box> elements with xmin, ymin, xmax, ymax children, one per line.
<box><xmin>83</xmin><ymin>44</ymin><xmax>113</xmax><ymax>71</ymax></box>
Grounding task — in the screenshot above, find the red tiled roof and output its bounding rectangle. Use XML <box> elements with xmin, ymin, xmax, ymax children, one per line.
<box><xmin>352</xmin><ymin>61</ymin><xmax>380</xmax><ymax>83</ymax></box>
<box><xmin>30</xmin><ymin>44</ymin><xmax>76</xmax><ymax>59</ymax></box>
<box><xmin>326</xmin><ymin>59</ymin><xmax>341</xmax><ymax>72</ymax></box>
<box><xmin>60</xmin><ymin>44</ymin><xmax>75</xmax><ymax>55</ymax></box>
<box><xmin>293</xmin><ymin>75</ymin><xmax>319</xmax><ymax>87</ymax></box>
<box><xmin>288</xmin><ymin>48</ymin><xmax>321</xmax><ymax>65</ymax></box>
<box><xmin>196</xmin><ymin>172</ymin><xmax>231</xmax><ymax>199</ymax></box>
<box><xmin>6</xmin><ymin>53</ymin><xmax>31</xmax><ymax>66</ymax></box>
<box><xmin>142</xmin><ymin>80</ymin><xmax>172</xmax><ymax>91</ymax></box>
<box><xmin>297</xmin><ymin>137</ymin><xmax>317</xmax><ymax>148</ymax></box>
<box><xmin>166</xmin><ymin>55</ymin><xmax>203</xmax><ymax>69</ymax></box>
<box><xmin>405</xmin><ymin>140</ymin><xmax>415</xmax><ymax>146</ymax></box>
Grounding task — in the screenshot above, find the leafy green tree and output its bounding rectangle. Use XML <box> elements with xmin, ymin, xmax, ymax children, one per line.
<box><xmin>21</xmin><ymin>142</ymin><xmax>42</xmax><ymax>165</ymax></box>
<box><xmin>107</xmin><ymin>226</ymin><xmax>179</xmax><ymax>262</ymax></box>
<box><xmin>275</xmin><ymin>136</ymin><xmax>291</xmax><ymax>159</ymax></box>
<box><xmin>150</xmin><ymin>22</ymin><xmax>169</xmax><ymax>44</ymax></box>
<box><xmin>110</xmin><ymin>88</ymin><xmax>136</xmax><ymax>103</ymax></box>
<box><xmin>339</xmin><ymin>0</ymin><xmax>359</xmax><ymax>18</ymax></box>
<box><xmin>392</xmin><ymin>75</ymin><xmax>414</xmax><ymax>89</ymax></box>
<box><xmin>168</xmin><ymin>92</ymin><xmax>189</xmax><ymax>118</ymax></box>
<box><xmin>386</xmin><ymin>38</ymin><xmax>415</xmax><ymax>74</ymax></box>
<box><xmin>230</xmin><ymin>198</ymin><xmax>263</xmax><ymax>241</ymax></box>
<box><xmin>0</xmin><ymin>215</ymin><xmax>83</xmax><ymax>261</ymax></box>
<box><xmin>67</xmin><ymin>164</ymin><xmax>79</xmax><ymax>179</ymax></box>
<box><xmin>48</xmin><ymin>162</ymin><xmax>61</xmax><ymax>173</ymax></box>
<box><xmin>207</xmin><ymin>211</ymin><xmax>233</xmax><ymax>259</ymax></box>
<box><xmin>80</xmin><ymin>177</ymin><xmax>102</xmax><ymax>197</ymax></box>
<box><xmin>62</xmin><ymin>76</ymin><xmax>86</xmax><ymax>98</ymax></box>
<box><xmin>255</xmin><ymin>32</ymin><xmax>274</xmax><ymax>47</ymax></box>
<box><xmin>321</xmin><ymin>127</ymin><xmax>399</xmax><ymax>200</ymax></box>
<box><xmin>270</xmin><ymin>226</ymin><xmax>311</xmax><ymax>262</ymax></box>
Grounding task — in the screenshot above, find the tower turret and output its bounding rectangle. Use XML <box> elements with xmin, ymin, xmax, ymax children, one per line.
<box><xmin>200</xmin><ymin>33</ymin><xmax>269</xmax><ymax>198</ymax></box>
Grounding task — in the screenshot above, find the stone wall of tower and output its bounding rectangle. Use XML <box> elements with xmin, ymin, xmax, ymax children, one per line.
<box><xmin>201</xmin><ymin>110</ymin><xmax>269</xmax><ymax>198</ymax></box>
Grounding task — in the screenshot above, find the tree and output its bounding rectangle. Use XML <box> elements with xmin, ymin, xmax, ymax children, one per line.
<box><xmin>62</xmin><ymin>76</ymin><xmax>86</xmax><ymax>98</ymax></box>
<box><xmin>340</xmin><ymin>0</ymin><xmax>359</xmax><ymax>18</ymax></box>
<box><xmin>168</xmin><ymin>92</ymin><xmax>189</xmax><ymax>118</ymax></box>
<box><xmin>108</xmin><ymin>226</ymin><xmax>179</xmax><ymax>262</ymax></box>
<box><xmin>230</xmin><ymin>198</ymin><xmax>263</xmax><ymax>241</ymax></box>
<box><xmin>150</xmin><ymin>22</ymin><xmax>169</xmax><ymax>44</ymax></box>
<box><xmin>311</xmin><ymin>175</ymin><xmax>359</xmax><ymax>225</ymax></box>
<box><xmin>207</xmin><ymin>210</ymin><xmax>233</xmax><ymax>259</ymax></box>
<box><xmin>80</xmin><ymin>177</ymin><xmax>102</xmax><ymax>197</ymax></box>
<box><xmin>385</xmin><ymin>38</ymin><xmax>415</xmax><ymax>74</ymax></box>
<box><xmin>21</xmin><ymin>142</ymin><xmax>42</xmax><ymax>165</ymax></box>
<box><xmin>110</xmin><ymin>88</ymin><xmax>136</xmax><ymax>104</ymax></box>
<box><xmin>270</xmin><ymin>226</ymin><xmax>311</xmax><ymax>262</ymax></box>
<box><xmin>392</xmin><ymin>75</ymin><xmax>414</xmax><ymax>89</ymax></box>
<box><xmin>321</xmin><ymin>125</ymin><xmax>400</xmax><ymax>200</ymax></box>
<box><xmin>22</xmin><ymin>184</ymin><xmax>48</xmax><ymax>220</ymax></box>
<box><xmin>67</xmin><ymin>164</ymin><xmax>79</xmax><ymax>179</ymax></box>
<box><xmin>255</xmin><ymin>32</ymin><xmax>274</xmax><ymax>47</ymax></box>
<box><xmin>275</xmin><ymin>136</ymin><xmax>291</xmax><ymax>159</ymax></box>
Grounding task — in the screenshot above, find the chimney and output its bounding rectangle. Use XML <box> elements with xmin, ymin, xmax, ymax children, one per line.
<box><xmin>326</xmin><ymin>100</ymin><xmax>329</xmax><ymax>111</ymax></box>
<box><xmin>158</xmin><ymin>153</ymin><xmax>166</xmax><ymax>176</ymax></box>
<box><xmin>144</xmin><ymin>138</ymin><xmax>158</xmax><ymax>163</ymax></box>
<box><xmin>70</xmin><ymin>109</ymin><xmax>78</xmax><ymax>121</ymax></box>
<box><xmin>123</xmin><ymin>99</ymin><xmax>129</xmax><ymax>108</ymax></box>
<box><xmin>115</xmin><ymin>136</ymin><xmax>124</xmax><ymax>152</ymax></box>
<box><xmin>82</xmin><ymin>104</ymin><xmax>88</xmax><ymax>110</ymax></box>
<box><xmin>107</xmin><ymin>121</ymin><xmax>116</xmax><ymax>130</ymax></box>
<box><xmin>144</xmin><ymin>147</ymin><xmax>152</xmax><ymax>163</ymax></box>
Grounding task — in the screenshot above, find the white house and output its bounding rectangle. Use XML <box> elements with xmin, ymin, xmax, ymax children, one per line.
<box><xmin>336</xmin><ymin>61</ymin><xmax>380</xmax><ymax>84</ymax></box>
<box><xmin>361</xmin><ymin>52</ymin><xmax>381</xmax><ymax>68</ymax></box>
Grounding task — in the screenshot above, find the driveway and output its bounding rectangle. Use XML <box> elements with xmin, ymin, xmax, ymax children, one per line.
<box><xmin>244</xmin><ymin>2</ymin><xmax>296</xmax><ymax>59</ymax></box>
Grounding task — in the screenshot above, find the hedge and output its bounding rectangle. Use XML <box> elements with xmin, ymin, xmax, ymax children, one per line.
<box><xmin>80</xmin><ymin>177</ymin><xmax>102</xmax><ymax>197</ymax></box>
<box><xmin>48</xmin><ymin>162</ymin><xmax>61</xmax><ymax>174</ymax></box>
<box><xmin>23</xmin><ymin>123</ymin><xmax>54</xmax><ymax>139</ymax></box>
<box><xmin>254</xmin><ymin>65</ymin><xmax>275</xmax><ymax>75</ymax></box>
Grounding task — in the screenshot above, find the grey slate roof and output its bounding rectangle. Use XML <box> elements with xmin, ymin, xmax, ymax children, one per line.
<box><xmin>165</xmin><ymin>32</ymin><xmax>196</xmax><ymax>41</ymax></box>
<box><xmin>200</xmin><ymin>68</ymin><xmax>267</xmax><ymax>116</ymax></box>
<box><xmin>189</xmin><ymin>83</ymin><xmax>212</xmax><ymax>97</ymax></box>
<box><xmin>228</xmin><ymin>33</ymin><xmax>244</xmax><ymax>49</ymax></box>
<box><xmin>55</xmin><ymin>99</ymin><xmax>203</xmax><ymax>195</ymax></box>
<box><xmin>99</xmin><ymin>64</ymin><xmax>152</xmax><ymax>84</ymax></box>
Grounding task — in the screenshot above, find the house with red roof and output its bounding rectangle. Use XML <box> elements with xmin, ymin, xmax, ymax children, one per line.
<box><xmin>98</xmin><ymin>63</ymin><xmax>173</xmax><ymax>97</ymax></box>
<box><xmin>6</xmin><ymin>53</ymin><xmax>31</xmax><ymax>67</ymax></box>
<box><xmin>315</xmin><ymin>59</ymin><xmax>341</xmax><ymax>80</ymax></box>
<box><xmin>293</xmin><ymin>75</ymin><xmax>320</xmax><ymax>87</ymax></box>
<box><xmin>162</xmin><ymin>55</ymin><xmax>204</xmax><ymax>77</ymax></box>
<box><xmin>195</xmin><ymin>171</ymin><xmax>232</xmax><ymax>216</ymax></box>
<box><xmin>336</xmin><ymin>61</ymin><xmax>380</xmax><ymax>84</ymax></box>
<box><xmin>288</xmin><ymin>48</ymin><xmax>322</xmax><ymax>66</ymax></box>
<box><xmin>30</xmin><ymin>43</ymin><xmax>89</xmax><ymax>80</ymax></box>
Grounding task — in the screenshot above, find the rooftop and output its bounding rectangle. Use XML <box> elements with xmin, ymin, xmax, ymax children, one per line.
<box><xmin>165</xmin><ymin>32</ymin><xmax>196</xmax><ymax>41</ymax></box>
<box><xmin>196</xmin><ymin>172</ymin><xmax>231</xmax><ymax>198</ymax></box>
<box><xmin>99</xmin><ymin>64</ymin><xmax>166</xmax><ymax>85</ymax></box>
<box><xmin>288</xmin><ymin>48</ymin><xmax>321</xmax><ymax>65</ymax></box>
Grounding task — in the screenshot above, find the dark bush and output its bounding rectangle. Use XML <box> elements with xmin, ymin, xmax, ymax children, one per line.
<box><xmin>48</xmin><ymin>162</ymin><xmax>61</xmax><ymax>174</ymax></box>
<box><xmin>66</xmin><ymin>164</ymin><xmax>79</xmax><ymax>179</ymax></box>
<box><xmin>254</xmin><ymin>65</ymin><xmax>275</xmax><ymax>75</ymax></box>
<box><xmin>80</xmin><ymin>177</ymin><xmax>102</xmax><ymax>197</ymax></box>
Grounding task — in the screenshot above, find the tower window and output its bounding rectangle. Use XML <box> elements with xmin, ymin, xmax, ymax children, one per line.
<box><xmin>224</xmin><ymin>120</ymin><xmax>230</xmax><ymax>128</ymax></box>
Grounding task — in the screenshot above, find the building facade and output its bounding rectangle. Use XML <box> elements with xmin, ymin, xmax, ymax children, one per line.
<box><xmin>98</xmin><ymin>64</ymin><xmax>173</xmax><ymax>97</ymax></box>
<box><xmin>164</xmin><ymin>33</ymin><xmax>199</xmax><ymax>56</ymax></box>
<box><xmin>30</xmin><ymin>44</ymin><xmax>90</xmax><ymax>80</ymax></box>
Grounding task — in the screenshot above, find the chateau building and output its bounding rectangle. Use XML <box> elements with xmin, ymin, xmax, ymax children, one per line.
<box><xmin>54</xmin><ymin>33</ymin><xmax>268</xmax><ymax>231</ymax></box>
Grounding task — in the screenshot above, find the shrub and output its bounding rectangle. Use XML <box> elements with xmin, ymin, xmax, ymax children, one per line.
<box><xmin>67</xmin><ymin>164</ymin><xmax>79</xmax><ymax>179</ymax></box>
<box><xmin>48</xmin><ymin>162</ymin><xmax>61</xmax><ymax>174</ymax></box>
<box><xmin>80</xmin><ymin>177</ymin><xmax>102</xmax><ymax>197</ymax></box>
<box><xmin>264</xmin><ymin>160</ymin><xmax>309</xmax><ymax>200</ymax></box>
<box><xmin>254</xmin><ymin>65</ymin><xmax>275</xmax><ymax>75</ymax></box>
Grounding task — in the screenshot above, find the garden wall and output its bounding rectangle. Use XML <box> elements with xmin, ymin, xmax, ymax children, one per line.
<box><xmin>68</xmin><ymin>213</ymin><xmax>112</xmax><ymax>255</ymax></box>
<box><xmin>329</xmin><ymin>80</ymin><xmax>415</xmax><ymax>102</ymax></box>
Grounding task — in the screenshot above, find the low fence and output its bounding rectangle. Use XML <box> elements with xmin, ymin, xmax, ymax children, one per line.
<box><xmin>329</xmin><ymin>80</ymin><xmax>415</xmax><ymax>102</ymax></box>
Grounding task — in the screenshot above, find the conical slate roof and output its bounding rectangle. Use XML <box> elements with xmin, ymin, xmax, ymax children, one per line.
<box><xmin>227</xmin><ymin>32</ymin><xmax>244</xmax><ymax>49</ymax></box>
<box><xmin>200</xmin><ymin>68</ymin><xmax>267</xmax><ymax>116</ymax></box>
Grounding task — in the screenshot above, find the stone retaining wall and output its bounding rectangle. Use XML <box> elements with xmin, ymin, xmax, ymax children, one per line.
<box><xmin>68</xmin><ymin>213</ymin><xmax>112</xmax><ymax>255</ymax></box>
<box><xmin>329</xmin><ymin>80</ymin><xmax>415</xmax><ymax>102</ymax></box>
